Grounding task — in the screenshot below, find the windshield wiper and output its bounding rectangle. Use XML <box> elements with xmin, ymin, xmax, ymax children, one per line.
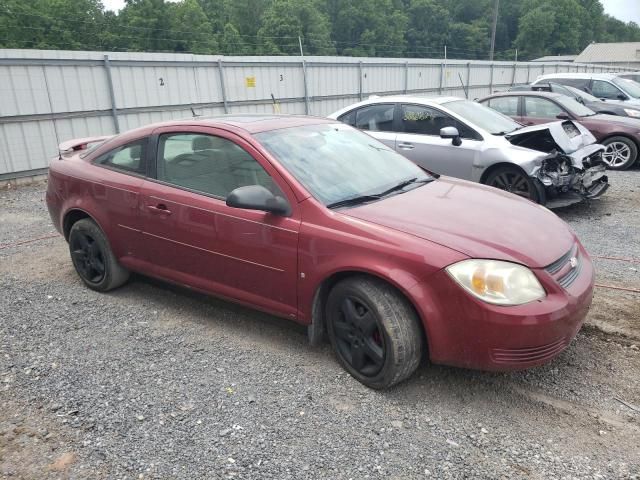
<box><xmin>327</xmin><ymin>177</ymin><xmax>433</xmax><ymax>209</ymax></box>
<box><xmin>327</xmin><ymin>194</ymin><xmax>383</xmax><ymax>209</ymax></box>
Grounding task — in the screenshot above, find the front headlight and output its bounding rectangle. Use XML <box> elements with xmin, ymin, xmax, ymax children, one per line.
<box><xmin>623</xmin><ymin>108</ymin><xmax>640</xmax><ymax>118</ymax></box>
<box><xmin>446</xmin><ymin>259</ymin><xmax>546</xmax><ymax>306</ymax></box>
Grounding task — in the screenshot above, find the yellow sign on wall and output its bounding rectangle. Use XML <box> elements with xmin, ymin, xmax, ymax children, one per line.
<box><xmin>245</xmin><ymin>76</ymin><xmax>256</xmax><ymax>88</ymax></box>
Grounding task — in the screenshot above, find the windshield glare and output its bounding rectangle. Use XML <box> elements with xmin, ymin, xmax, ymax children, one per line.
<box><xmin>256</xmin><ymin>123</ymin><xmax>430</xmax><ymax>206</ymax></box>
<box><xmin>555</xmin><ymin>96</ymin><xmax>595</xmax><ymax>116</ymax></box>
<box><xmin>445</xmin><ymin>99</ymin><xmax>520</xmax><ymax>134</ymax></box>
<box><xmin>612</xmin><ymin>77</ymin><xmax>640</xmax><ymax>98</ymax></box>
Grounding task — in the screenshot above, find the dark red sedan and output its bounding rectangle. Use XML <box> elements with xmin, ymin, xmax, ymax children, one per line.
<box><xmin>479</xmin><ymin>91</ymin><xmax>640</xmax><ymax>170</ymax></box>
<box><xmin>46</xmin><ymin>115</ymin><xmax>594</xmax><ymax>389</ymax></box>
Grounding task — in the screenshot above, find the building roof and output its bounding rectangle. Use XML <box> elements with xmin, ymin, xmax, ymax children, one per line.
<box><xmin>531</xmin><ymin>55</ymin><xmax>577</xmax><ymax>62</ymax></box>
<box><xmin>575</xmin><ymin>42</ymin><xmax>640</xmax><ymax>63</ymax></box>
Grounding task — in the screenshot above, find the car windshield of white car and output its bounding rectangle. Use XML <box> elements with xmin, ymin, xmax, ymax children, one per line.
<box><xmin>613</xmin><ymin>78</ymin><xmax>640</xmax><ymax>98</ymax></box>
<box><xmin>255</xmin><ymin>123</ymin><xmax>432</xmax><ymax>207</ymax></box>
<box><xmin>446</xmin><ymin>100</ymin><xmax>520</xmax><ymax>135</ymax></box>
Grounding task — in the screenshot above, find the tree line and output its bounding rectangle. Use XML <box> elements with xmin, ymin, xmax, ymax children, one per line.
<box><xmin>1</xmin><ymin>0</ymin><xmax>639</xmax><ymax>61</ymax></box>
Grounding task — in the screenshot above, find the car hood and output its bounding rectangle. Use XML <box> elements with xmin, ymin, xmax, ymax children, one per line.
<box><xmin>505</xmin><ymin>120</ymin><xmax>596</xmax><ymax>154</ymax></box>
<box><xmin>340</xmin><ymin>177</ymin><xmax>575</xmax><ymax>269</ymax></box>
<box><xmin>587</xmin><ymin>113</ymin><xmax>640</xmax><ymax>128</ymax></box>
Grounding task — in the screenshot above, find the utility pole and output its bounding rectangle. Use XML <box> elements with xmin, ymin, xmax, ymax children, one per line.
<box><xmin>489</xmin><ymin>0</ymin><xmax>499</xmax><ymax>61</ymax></box>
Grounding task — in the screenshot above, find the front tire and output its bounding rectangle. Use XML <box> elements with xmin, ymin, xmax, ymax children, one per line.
<box><xmin>602</xmin><ymin>136</ymin><xmax>638</xmax><ymax>170</ymax></box>
<box><xmin>485</xmin><ymin>165</ymin><xmax>541</xmax><ymax>203</ymax></box>
<box><xmin>68</xmin><ymin>218</ymin><xmax>129</xmax><ymax>292</ymax></box>
<box><xmin>326</xmin><ymin>276</ymin><xmax>423</xmax><ymax>389</ymax></box>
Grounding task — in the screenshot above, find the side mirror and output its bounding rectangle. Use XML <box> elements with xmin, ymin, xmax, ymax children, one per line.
<box><xmin>226</xmin><ymin>185</ymin><xmax>291</xmax><ymax>216</ymax></box>
<box><xmin>556</xmin><ymin>112</ymin><xmax>570</xmax><ymax>120</ymax></box>
<box><xmin>440</xmin><ymin>126</ymin><xmax>462</xmax><ymax>146</ymax></box>
<box><xmin>617</xmin><ymin>93</ymin><xmax>628</xmax><ymax>101</ymax></box>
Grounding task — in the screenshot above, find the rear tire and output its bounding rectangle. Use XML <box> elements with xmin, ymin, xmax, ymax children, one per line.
<box><xmin>326</xmin><ymin>276</ymin><xmax>423</xmax><ymax>389</ymax></box>
<box><xmin>485</xmin><ymin>165</ymin><xmax>541</xmax><ymax>203</ymax></box>
<box><xmin>68</xmin><ymin>218</ymin><xmax>129</xmax><ymax>292</ymax></box>
<box><xmin>601</xmin><ymin>136</ymin><xmax>638</xmax><ymax>170</ymax></box>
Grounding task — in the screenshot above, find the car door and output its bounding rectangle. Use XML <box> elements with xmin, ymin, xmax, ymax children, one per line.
<box><xmin>138</xmin><ymin>126</ymin><xmax>300</xmax><ymax>318</ymax></box>
<box><xmin>339</xmin><ymin>103</ymin><xmax>397</xmax><ymax>149</ymax></box>
<box><xmin>394</xmin><ymin>103</ymin><xmax>481</xmax><ymax>179</ymax></box>
<box><xmin>521</xmin><ymin>96</ymin><xmax>567</xmax><ymax>126</ymax></box>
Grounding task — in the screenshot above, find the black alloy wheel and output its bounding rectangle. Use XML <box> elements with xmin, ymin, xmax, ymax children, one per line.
<box><xmin>485</xmin><ymin>166</ymin><xmax>540</xmax><ymax>203</ymax></box>
<box><xmin>68</xmin><ymin>218</ymin><xmax>130</xmax><ymax>292</ymax></box>
<box><xmin>326</xmin><ymin>276</ymin><xmax>423</xmax><ymax>389</ymax></box>
<box><xmin>70</xmin><ymin>231</ymin><xmax>106</xmax><ymax>284</ymax></box>
<box><xmin>332</xmin><ymin>296</ymin><xmax>386</xmax><ymax>377</ymax></box>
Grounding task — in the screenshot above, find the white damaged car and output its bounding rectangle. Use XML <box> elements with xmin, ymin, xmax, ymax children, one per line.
<box><xmin>328</xmin><ymin>96</ymin><xmax>609</xmax><ymax>208</ymax></box>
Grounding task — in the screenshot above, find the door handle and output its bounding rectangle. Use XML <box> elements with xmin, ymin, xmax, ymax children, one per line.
<box><xmin>147</xmin><ymin>203</ymin><xmax>172</xmax><ymax>215</ymax></box>
<box><xmin>398</xmin><ymin>142</ymin><xmax>415</xmax><ymax>150</ymax></box>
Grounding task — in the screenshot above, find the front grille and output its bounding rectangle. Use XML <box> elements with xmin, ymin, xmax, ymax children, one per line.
<box><xmin>558</xmin><ymin>254</ymin><xmax>582</xmax><ymax>288</ymax></box>
<box><xmin>545</xmin><ymin>245</ymin><xmax>576</xmax><ymax>274</ymax></box>
<box><xmin>491</xmin><ymin>338</ymin><xmax>568</xmax><ymax>365</ymax></box>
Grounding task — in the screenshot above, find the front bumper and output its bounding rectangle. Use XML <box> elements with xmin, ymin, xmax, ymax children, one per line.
<box><xmin>410</xmin><ymin>242</ymin><xmax>594</xmax><ymax>371</ymax></box>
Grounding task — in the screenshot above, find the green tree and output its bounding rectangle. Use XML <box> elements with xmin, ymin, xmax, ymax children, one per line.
<box><xmin>220</xmin><ymin>22</ymin><xmax>250</xmax><ymax>54</ymax></box>
<box><xmin>168</xmin><ymin>0</ymin><xmax>217</xmax><ymax>53</ymax></box>
<box><xmin>405</xmin><ymin>0</ymin><xmax>450</xmax><ymax>57</ymax></box>
<box><xmin>117</xmin><ymin>0</ymin><xmax>174</xmax><ymax>51</ymax></box>
<box><xmin>257</xmin><ymin>0</ymin><xmax>334</xmax><ymax>55</ymax></box>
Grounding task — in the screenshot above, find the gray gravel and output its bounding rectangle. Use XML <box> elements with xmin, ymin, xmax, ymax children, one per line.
<box><xmin>1</xmin><ymin>175</ymin><xmax>640</xmax><ymax>479</ymax></box>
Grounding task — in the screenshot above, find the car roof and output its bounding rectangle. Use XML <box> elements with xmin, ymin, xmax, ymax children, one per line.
<box><xmin>483</xmin><ymin>91</ymin><xmax>564</xmax><ymax>100</ymax></box>
<box><xmin>537</xmin><ymin>72</ymin><xmax>618</xmax><ymax>80</ymax></box>
<box><xmin>120</xmin><ymin>114</ymin><xmax>336</xmax><ymax>138</ymax></box>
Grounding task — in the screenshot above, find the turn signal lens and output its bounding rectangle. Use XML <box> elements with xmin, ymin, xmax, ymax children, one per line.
<box><xmin>446</xmin><ymin>259</ymin><xmax>545</xmax><ymax>306</ymax></box>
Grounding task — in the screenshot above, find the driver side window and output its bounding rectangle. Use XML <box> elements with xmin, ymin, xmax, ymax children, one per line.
<box><xmin>401</xmin><ymin>104</ymin><xmax>477</xmax><ymax>139</ymax></box>
<box><xmin>157</xmin><ymin>133</ymin><xmax>277</xmax><ymax>199</ymax></box>
<box><xmin>591</xmin><ymin>80</ymin><xmax>622</xmax><ymax>100</ymax></box>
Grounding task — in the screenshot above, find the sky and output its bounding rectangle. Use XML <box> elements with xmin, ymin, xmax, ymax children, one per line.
<box><xmin>102</xmin><ymin>0</ymin><xmax>640</xmax><ymax>24</ymax></box>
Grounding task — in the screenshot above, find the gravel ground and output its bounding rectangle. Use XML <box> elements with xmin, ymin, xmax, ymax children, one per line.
<box><xmin>1</xmin><ymin>173</ymin><xmax>639</xmax><ymax>479</ymax></box>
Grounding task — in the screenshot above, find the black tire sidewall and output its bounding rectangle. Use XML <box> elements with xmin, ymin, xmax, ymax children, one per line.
<box><xmin>326</xmin><ymin>278</ymin><xmax>421</xmax><ymax>389</ymax></box>
<box><xmin>485</xmin><ymin>166</ymin><xmax>540</xmax><ymax>203</ymax></box>
<box><xmin>69</xmin><ymin>219</ymin><xmax>117</xmax><ymax>292</ymax></box>
<box><xmin>602</xmin><ymin>136</ymin><xmax>638</xmax><ymax>170</ymax></box>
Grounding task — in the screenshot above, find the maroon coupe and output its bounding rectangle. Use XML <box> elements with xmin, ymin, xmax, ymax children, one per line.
<box><xmin>46</xmin><ymin>115</ymin><xmax>594</xmax><ymax>389</ymax></box>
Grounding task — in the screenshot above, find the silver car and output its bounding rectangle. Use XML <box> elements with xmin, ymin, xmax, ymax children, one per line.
<box><xmin>328</xmin><ymin>96</ymin><xmax>609</xmax><ymax>208</ymax></box>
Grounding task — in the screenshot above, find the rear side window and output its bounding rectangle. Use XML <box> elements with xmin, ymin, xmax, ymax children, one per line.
<box><xmin>545</xmin><ymin>78</ymin><xmax>589</xmax><ymax>89</ymax></box>
<box><xmin>524</xmin><ymin>97</ymin><xmax>563</xmax><ymax>119</ymax></box>
<box><xmin>338</xmin><ymin>109</ymin><xmax>356</xmax><ymax>126</ymax></box>
<box><xmin>487</xmin><ymin>97</ymin><xmax>519</xmax><ymax>117</ymax></box>
<box><xmin>94</xmin><ymin>139</ymin><xmax>147</xmax><ymax>175</ymax></box>
<box><xmin>156</xmin><ymin>133</ymin><xmax>277</xmax><ymax>199</ymax></box>
<box><xmin>354</xmin><ymin>104</ymin><xmax>395</xmax><ymax>132</ymax></box>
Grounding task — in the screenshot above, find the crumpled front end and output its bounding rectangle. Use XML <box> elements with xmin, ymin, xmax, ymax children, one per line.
<box><xmin>536</xmin><ymin>144</ymin><xmax>608</xmax><ymax>208</ymax></box>
<box><xmin>506</xmin><ymin>120</ymin><xmax>609</xmax><ymax>208</ymax></box>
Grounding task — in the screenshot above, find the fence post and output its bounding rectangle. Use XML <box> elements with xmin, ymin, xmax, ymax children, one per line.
<box><xmin>404</xmin><ymin>61</ymin><xmax>409</xmax><ymax>94</ymax></box>
<box><xmin>511</xmin><ymin>62</ymin><xmax>517</xmax><ymax>86</ymax></box>
<box><xmin>217</xmin><ymin>59</ymin><xmax>229</xmax><ymax>114</ymax></box>
<box><xmin>466</xmin><ymin>62</ymin><xmax>471</xmax><ymax>98</ymax></box>
<box><xmin>358</xmin><ymin>61</ymin><xmax>363</xmax><ymax>101</ymax></box>
<box><xmin>439</xmin><ymin>62</ymin><xmax>444</xmax><ymax>94</ymax></box>
<box><xmin>301</xmin><ymin>59</ymin><xmax>310</xmax><ymax>115</ymax></box>
<box><xmin>489</xmin><ymin>62</ymin><xmax>494</xmax><ymax>93</ymax></box>
<box><xmin>526</xmin><ymin>63</ymin><xmax>530</xmax><ymax>83</ymax></box>
<box><xmin>103</xmin><ymin>55</ymin><xmax>120</xmax><ymax>133</ymax></box>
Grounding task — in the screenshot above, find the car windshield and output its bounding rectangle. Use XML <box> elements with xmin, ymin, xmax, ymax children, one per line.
<box><xmin>612</xmin><ymin>77</ymin><xmax>640</xmax><ymax>98</ymax></box>
<box><xmin>564</xmin><ymin>85</ymin><xmax>599</xmax><ymax>102</ymax></box>
<box><xmin>255</xmin><ymin>123</ymin><xmax>431</xmax><ymax>206</ymax></box>
<box><xmin>445</xmin><ymin>99</ymin><xmax>521</xmax><ymax>135</ymax></box>
<box><xmin>554</xmin><ymin>95</ymin><xmax>596</xmax><ymax>117</ymax></box>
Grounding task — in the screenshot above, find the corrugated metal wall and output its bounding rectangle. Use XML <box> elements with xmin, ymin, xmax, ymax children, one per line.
<box><xmin>0</xmin><ymin>49</ymin><xmax>631</xmax><ymax>179</ymax></box>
